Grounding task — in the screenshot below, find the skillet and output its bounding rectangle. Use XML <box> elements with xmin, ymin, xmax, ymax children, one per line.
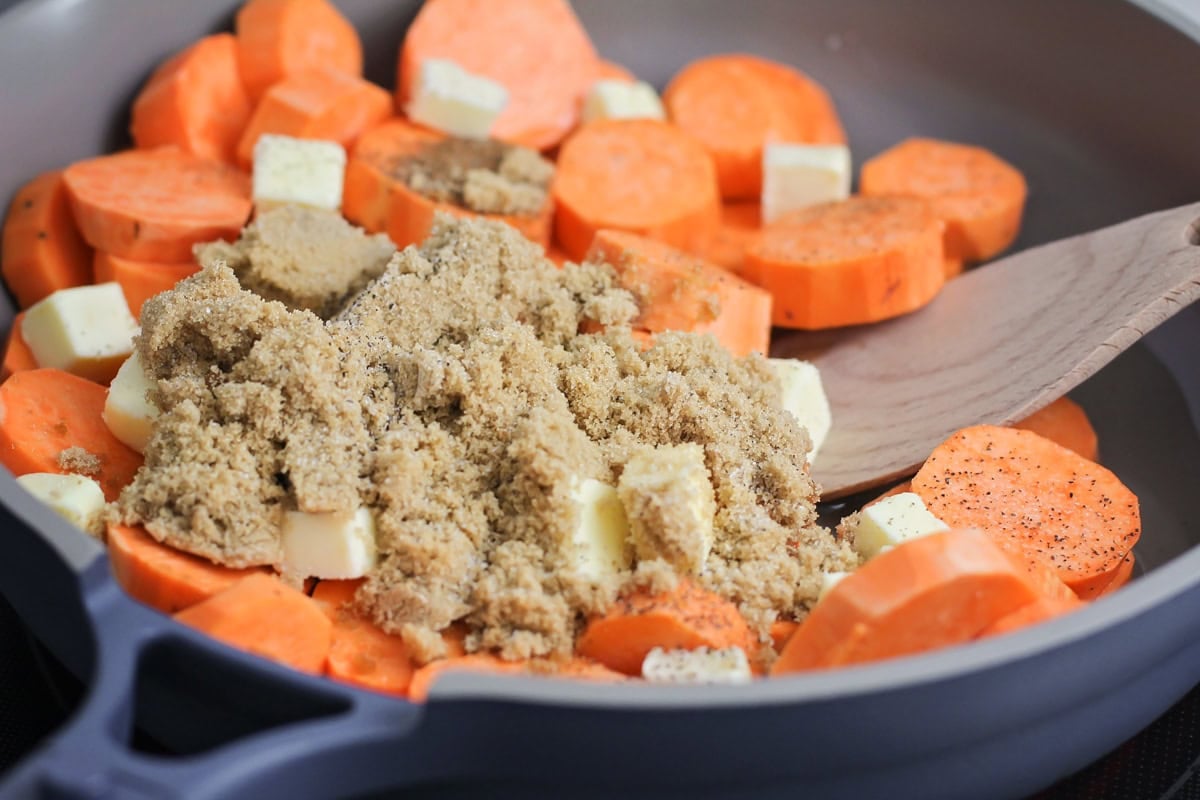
<box><xmin>0</xmin><ymin>1</ymin><xmax>1198</xmax><ymax>797</ymax></box>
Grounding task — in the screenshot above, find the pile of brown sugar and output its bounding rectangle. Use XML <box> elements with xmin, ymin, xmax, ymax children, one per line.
<box><xmin>117</xmin><ymin>215</ymin><xmax>856</xmax><ymax>663</ymax></box>
<box><xmin>400</xmin><ymin>139</ymin><xmax>554</xmax><ymax>216</ymax></box>
<box><xmin>195</xmin><ymin>205</ymin><xmax>396</xmax><ymax>319</ymax></box>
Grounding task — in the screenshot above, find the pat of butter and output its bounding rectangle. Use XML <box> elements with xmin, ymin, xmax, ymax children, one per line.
<box><xmin>849</xmin><ymin>492</ymin><xmax>949</xmax><ymax>560</ymax></box>
<box><xmin>642</xmin><ymin>647</ymin><xmax>752</xmax><ymax>684</ymax></box>
<box><xmin>568</xmin><ymin>477</ymin><xmax>632</xmax><ymax>581</ymax></box>
<box><xmin>16</xmin><ymin>472</ymin><xmax>105</xmax><ymax>535</ymax></box>
<box><xmin>407</xmin><ymin>58</ymin><xmax>508</xmax><ymax>140</ymax></box>
<box><xmin>22</xmin><ymin>283</ymin><xmax>138</xmax><ymax>384</ymax></box>
<box><xmin>281</xmin><ymin>507</ymin><xmax>377</xmax><ymax>580</ymax></box>
<box><xmin>102</xmin><ymin>351</ymin><xmax>159</xmax><ymax>454</ymax></box>
<box><xmin>581</xmin><ymin>80</ymin><xmax>665</xmax><ymax>123</ymax></box>
<box><xmin>817</xmin><ymin>571</ymin><xmax>851</xmax><ymax>602</ymax></box>
<box><xmin>761</xmin><ymin>143</ymin><xmax>851</xmax><ymax>224</ymax></box>
<box><xmin>252</xmin><ymin>134</ymin><xmax>347</xmax><ymax>212</ymax></box>
<box><xmin>768</xmin><ymin>358</ymin><xmax>832</xmax><ymax>463</ymax></box>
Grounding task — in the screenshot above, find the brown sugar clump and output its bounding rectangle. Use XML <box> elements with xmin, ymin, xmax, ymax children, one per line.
<box><xmin>57</xmin><ymin>446</ymin><xmax>100</xmax><ymax>476</ymax></box>
<box><xmin>618</xmin><ymin>443</ymin><xmax>716</xmax><ymax>576</ymax></box>
<box><xmin>118</xmin><ymin>262</ymin><xmax>375</xmax><ymax>567</ymax></box>
<box><xmin>195</xmin><ymin>205</ymin><xmax>395</xmax><ymax>319</ymax></box>
<box><xmin>558</xmin><ymin>328</ymin><xmax>856</xmax><ymax>634</ymax></box>
<box><xmin>401</xmin><ymin>139</ymin><xmax>553</xmax><ymax>216</ymax></box>
<box><xmin>119</xmin><ymin>216</ymin><xmax>854</xmax><ymax>661</ymax></box>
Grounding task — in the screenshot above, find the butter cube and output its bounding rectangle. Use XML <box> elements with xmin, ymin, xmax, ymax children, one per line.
<box><xmin>252</xmin><ymin>134</ymin><xmax>347</xmax><ymax>212</ymax></box>
<box><xmin>16</xmin><ymin>472</ymin><xmax>105</xmax><ymax>535</ymax></box>
<box><xmin>642</xmin><ymin>647</ymin><xmax>752</xmax><ymax>684</ymax></box>
<box><xmin>581</xmin><ymin>80</ymin><xmax>666</xmax><ymax>123</ymax></box>
<box><xmin>282</xmin><ymin>507</ymin><xmax>377</xmax><ymax>580</ymax></box>
<box><xmin>849</xmin><ymin>492</ymin><xmax>949</xmax><ymax>560</ymax></box>
<box><xmin>818</xmin><ymin>571</ymin><xmax>851</xmax><ymax>602</ymax></box>
<box><xmin>406</xmin><ymin>58</ymin><xmax>508</xmax><ymax>140</ymax></box>
<box><xmin>22</xmin><ymin>283</ymin><xmax>138</xmax><ymax>384</ymax></box>
<box><xmin>768</xmin><ymin>358</ymin><xmax>832</xmax><ymax>462</ymax></box>
<box><xmin>618</xmin><ymin>443</ymin><xmax>715</xmax><ymax>575</ymax></box>
<box><xmin>102</xmin><ymin>351</ymin><xmax>159</xmax><ymax>454</ymax></box>
<box><xmin>761</xmin><ymin>143</ymin><xmax>852</xmax><ymax>224</ymax></box>
<box><xmin>567</xmin><ymin>477</ymin><xmax>632</xmax><ymax>580</ymax></box>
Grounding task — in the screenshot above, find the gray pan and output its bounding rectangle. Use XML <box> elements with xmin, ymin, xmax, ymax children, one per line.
<box><xmin>0</xmin><ymin>1</ymin><xmax>1198</xmax><ymax>798</ymax></box>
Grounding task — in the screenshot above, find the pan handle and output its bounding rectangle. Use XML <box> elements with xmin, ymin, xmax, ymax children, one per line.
<box><xmin>0</xmin><ymin>558</ymin><xmax>431</xmax><ymax>800</ymax></box>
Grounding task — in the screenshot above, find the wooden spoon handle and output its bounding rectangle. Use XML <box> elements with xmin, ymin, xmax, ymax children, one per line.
<box><xmin>809</xmin><ymin>202</ymin><xmax>1200</xmax><ymax>499</ymax></box>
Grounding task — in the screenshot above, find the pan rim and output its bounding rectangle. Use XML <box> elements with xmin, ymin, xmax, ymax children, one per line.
<box><xmin>1128</xmin><ymin>0</ymin><xmax>1200</xmax><ymax>46</ymax></box>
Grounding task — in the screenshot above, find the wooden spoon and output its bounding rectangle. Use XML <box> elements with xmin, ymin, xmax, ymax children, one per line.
<box><xmin>777</xmin><ymin>202</ymin><xmax>1200</xmax><ymax>500</ymax></box>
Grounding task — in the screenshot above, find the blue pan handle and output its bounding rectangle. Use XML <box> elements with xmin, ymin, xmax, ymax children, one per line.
<box><xmin>0</xmin><ymin>498</ymin><xmax>431</xmax><ymax>800</ymax></box>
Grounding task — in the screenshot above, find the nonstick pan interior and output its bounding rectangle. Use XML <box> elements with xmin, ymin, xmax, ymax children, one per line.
<box><xmin>0</xmin><ymin>1</ymin><xmax>1198</xmax><ymax>798</ymax></box>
